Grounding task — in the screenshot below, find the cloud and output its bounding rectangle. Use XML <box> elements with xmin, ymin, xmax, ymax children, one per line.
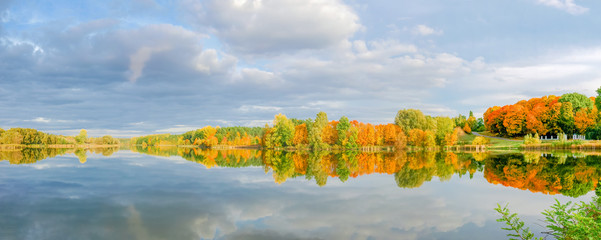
<box><xmin>128</xmin><ymin>46</ymin><xmax>171</xmax><ymax>82</ymax></box>
<box><xmin>536</xmin><ymin>0</ymin><xmax>588</xmax><ymax>15</ymax></box>
<box><xmin>412</xmin><ymin>24</ymin><xmax>443</xmax><ymax>36</ymax></box>
<box><xmin>193</xmin><ymin>0</ymin><xmax>361</xmax><ymax>54</ymax></box>
<box><xmin>445</xmin><ymin>47</ymin><xmax>601</xmax><ymax>115</ymax></box>
<box><xmin>29</xmin><ymin>117</ymin><xmax>51</xmax><ymax>123</ymax></box>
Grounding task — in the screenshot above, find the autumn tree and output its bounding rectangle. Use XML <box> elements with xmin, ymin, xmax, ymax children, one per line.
<box><xmin>574</xmin><ymin>108</ymin><xmax>597</xmax><ymax>134</ymax></box>
<box><xmin>502</xmin><ymin>104</ymin><xmax>527</xmax><ymax>137</ymax></box>
<box><xmin>293</xmin><ymin>123</ymin><xmax>309</xmax><ymax>146</ymax></box>
<box><xmin>443</xmin><ymin>128</ymin><xmax>460</xmax><ymax>146</ymax></box>
<box><xmin>357</xmin><ymin>123</ymin><xmax>376</xmax><ymax>146</ymax></box>
<box><xmin>322</xmin><ymin>121</ymin><xmax>339</xmax><ymax>145</ymax></box>
<box><xmin>462</xmin><ymin>123</ymin><xmax>472</xmax><ymax>134</ymax></box>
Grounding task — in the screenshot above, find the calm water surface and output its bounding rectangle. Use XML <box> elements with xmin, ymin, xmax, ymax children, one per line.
<box><xmin>0</xmin><ymin>148</ymin><xmax>597</xmax><ymax>240</ymax></box>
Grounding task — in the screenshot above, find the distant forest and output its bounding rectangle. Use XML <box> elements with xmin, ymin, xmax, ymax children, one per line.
<box><xmin>131</xmin><ymin>110</ymin><xmax>486</xmax><ymax>150</ymax></box>
<box><xmin>0</xmin><ymin>128</ymin><xmax>119</xmax><ymax>146</ymax></box>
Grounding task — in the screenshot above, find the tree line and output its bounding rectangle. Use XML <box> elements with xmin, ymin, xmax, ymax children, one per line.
<box><xmin>262</xmin><ymin>109</ymin><xmax>484</xmax><ymax>149</ymax></box>
<box><xmin>130</xmin><ymin>126</ymin><xmax>264</xmax><ymax>147</ymax></box>
<box><xmin>131</xmin><ymin>110</ymin><xmax>485</xmax><ymax>150</ymax></box>
<box><xmin>484</xmin><ymin>90</ymin><xmax>601</xmax><ymax>138</ymax></box>
<box><xmin>0</xmin><ymin>128</ymin><xmax>120</xmax><ymax>146</ymax></box>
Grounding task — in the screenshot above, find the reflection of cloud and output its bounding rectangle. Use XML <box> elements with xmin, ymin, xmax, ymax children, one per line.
<box><xmin>127</xmin><ymin>205</ymin><xmax>153</xmax><ymax>240</ymax></box>
<box><xmin>2</xmin><ymin>153</ymin><xmax>595</xmax><ymax>240</ymax></box>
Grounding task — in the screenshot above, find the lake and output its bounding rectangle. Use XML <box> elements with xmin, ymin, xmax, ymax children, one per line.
<box><xmin>0</xmin><ymin>148</ymin><xmax>598</xmax><ymax>240</ymax></box>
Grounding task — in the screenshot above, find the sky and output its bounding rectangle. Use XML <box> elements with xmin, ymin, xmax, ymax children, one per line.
<box><xmin>1</xmin><ymin>0</ymin><xmax>601</xmax><ymax>137</ymax></box>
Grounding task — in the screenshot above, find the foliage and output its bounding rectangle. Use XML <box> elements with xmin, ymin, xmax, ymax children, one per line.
<box><xmin>596</xmin><ymin>87</ymin><xmax>601</xmax><ymax>111</ymax></box>
<box><xmin>75</xmin><ymin>129</ymin><xmax>88</xmax><ymax>144</ymax></box>
<box><xmin>523</xmin><ymin>133</ymin><xmax>541</xmax><ymax>145</ymax></box>
<box><xmin>472</xmin><ymin>136</ymin><xmax>489</xmax><ymax>145</ymax></box>
<box><xmin>484</xmin><ymin>93</ymin><xmax>598</xmax><ymax>137</ymax></box>
<box><xmin>336</xmin><ymin>116</ymin><xmax>351</xmax><ymax>146</ymax></box>
<box><xmin>0</xmin><ymin>127</ymin><xmax>98</xmax><ymax>145</ymax></box>
<box><xmin>559</xmin><ymin>92</ymin><xmax>594</xmax><ymax>113</ymax></box>
<box><xmin>586</xmin><ymin>124</ymin><xmax>601</xmax><ymax>140</ymax></box>
<box><xmin>463</xmin><ymin>123</ymin><xmax>472</xmax><ymax>134</ymax></box>
<box><xmin>309</xmin><ymin>112</ymin><xmax>329</xmax><ymax>149</ymax></box>
<box><xmin>496</xmin><ymin>198</ymin><xmax>601</xmax><ymax>240</ymax></box>
<box><xmin>495</xmin><ymin>203</ymin><xmax>543</xmax><ymax>240</ymax></box>
<box><xmin>484</xmin><ymin>154</ymin><xmax>600</xmax><ymax>196</ymax></box>
<box><xmin>394</xmin><ymin>109</ymin><xmax>428</xmax><ymax>133</ymax></box>
<box><xmin>270</xmin><ymin>113</ymin><xmax>295</xmax><ymax>147</ymax></box>
<box><xmin>435</xmin><ymin>116</ymin><xmax>455</xmax><ymax>145</ymax></box>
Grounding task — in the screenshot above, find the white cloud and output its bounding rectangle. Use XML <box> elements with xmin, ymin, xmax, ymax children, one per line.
<box><xmin>446</xmin><ymin>46</ymin><xmax>601</xmax><ymax>115</ymax></box>
<box><xmin>197</xmin><ymin>0</ymin><xmax>361</xmax><ymax>54</ymax></box>
<box><xmin>412</xmin><ymin>24</ymin><xmax>443</xmax><ymax>36</ymax></box>
<box><xmin>194</xmin><ymin>49</ymin><xmax>237</xmax><ymax>75</ymax></box>
<box><xmin>30</xmin><ymin>117</ymin><xmax>51</xmax><ymax>123</ymax></box>
<box><xmin>536</xmin><ymin>0</ymin><xmax>588</xmax><ymax>15</ymax></box>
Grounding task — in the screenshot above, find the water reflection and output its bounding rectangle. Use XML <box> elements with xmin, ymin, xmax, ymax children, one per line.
<box><xmin>2</xmin><ymin>148</ymin><xmax>599</xmax><ymax>239</ymax></box>
<box><xmin>484</xmin><ymin>152</ymin><xmax>601</xmax><ymax>197</ymax></box>
<box><xmin>0</xmin><ymin>147</ymin><xmax>119</xmax><ymax>164</ymax></box>
<box><xmin>130</xmin><ymin>146</ymin><xmax>601</xmax><ymax>197</ymax></box>
<box><xmin>132</xmin><ymin>146</ymin><xmax>483</xmax><ymax>188</ymax></box>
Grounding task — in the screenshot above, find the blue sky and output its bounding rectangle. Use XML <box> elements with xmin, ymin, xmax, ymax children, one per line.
<box><xmin>1</xmin><ymin>0</ymin><xmax>601</xmax><ymax>137</ymax></box>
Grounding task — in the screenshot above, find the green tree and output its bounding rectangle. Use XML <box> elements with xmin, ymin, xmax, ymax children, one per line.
<box><xmin>435</xmin><ymin>117</ymin><xmax>454</xmax><ymax>145</ymax></box>
<box><xmin>336</xmin><ymin>116</ymin><xmax>351</xmax><ymax>146</ymax></box>
<box><xmin>75</xmin><ymin>129</ymin><xmax>88</xmax><ymax>144</ymax></box>
<box><xmin>559</xmin><ymin>92</ymin><xmax>593</xmax><ymax>113</ymax></box>
<box><xmin>558</xmin><ymin>102</ymin><xmax>575</xmax><ymax>135</ymax></box>
<box><xmin>394</xmin><ymin>109</ymin><xmax>428</xmax><ymax>133</ymax></box>
<box><xmin>271</xmin><ymin>114</ymin><xmax>295</xmax><ymax>147</ymax></box>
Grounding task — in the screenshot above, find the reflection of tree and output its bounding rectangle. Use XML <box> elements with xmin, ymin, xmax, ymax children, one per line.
<box><xmin>130</xmin><ymin>146</ymin><xmax>484</xmax><ymax>188</ymax></box>
<box><xmin>395</xmin><ymin>165</ymin><xmax>435</xmax><ymax>188</ymax></box>
<box><xmin>0</xmin><ymin>148</ymin><xmax>66</xmax><ymax>164</ymax></box>
<box><xmin>483</xmin><ymin>153</ymin><xmax>601</xmax><ymax>197</ymax></box>
<box><xmin>0</xmin><ymin>147</ymin><xmax>118</xmax><ymax>164</ymax></box>
<box><xmin>263</xmin><ymin>151</ymin><xmax>295</xmax><ymax>184</ymax></box>
<box><xmin>306</xmin><ymin>151</ymin><xmax>329</xmax><ymax>186</ymax></box>
<box><xmin>74</xmin><ymin>148</ymin><xmax>87</xmax><ymax>163</ymax></box>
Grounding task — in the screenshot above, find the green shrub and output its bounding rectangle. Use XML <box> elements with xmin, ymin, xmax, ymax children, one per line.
<box><xmin>523</xmin><ymin>133</ymin><xmax>541</xmax><ymax>145</ymax></box>
<box><xmin>496</xmin><ymin>197</ymin><xmax>601</xmax><ymax>240</ymax></box>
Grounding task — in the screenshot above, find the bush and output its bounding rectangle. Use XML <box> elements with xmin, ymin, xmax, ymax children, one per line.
<box><xmin>523</xmin><ymin>133</ymin><xmax>541</xmax><ymax>145</ymax></box>
<box><xmin>472</xmin><ymin>136</ymin><xmax>489</xmax><ymax>145</ymax></box>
